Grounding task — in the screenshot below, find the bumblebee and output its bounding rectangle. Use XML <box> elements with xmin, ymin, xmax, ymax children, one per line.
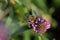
<box><xmin>28</xmin><ymin>15</ymin><xmax>36</xmax><ymax>21</ymax></box>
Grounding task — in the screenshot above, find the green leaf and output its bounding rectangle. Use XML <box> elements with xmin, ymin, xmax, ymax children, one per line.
<box><xmin>11</xmin><ymin>25</ymin><xmax>29</xmax><ymax>37</ymax></box>
<box><xmin>31</xmin><ymin>0</ymin><xmax>48</xmax><ymax>13</ymax></box>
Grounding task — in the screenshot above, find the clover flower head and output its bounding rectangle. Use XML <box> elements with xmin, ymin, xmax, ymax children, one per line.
<box><xmin>28</xmin><ymin>16</ymin><xmax>51</xmax><ymax>34</ymax></box>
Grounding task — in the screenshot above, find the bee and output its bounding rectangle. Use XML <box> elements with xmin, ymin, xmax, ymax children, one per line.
<box><xmin>28</xmin><ymin>15</ymin><xmax>36</xmax><ymax>21</ymax></box>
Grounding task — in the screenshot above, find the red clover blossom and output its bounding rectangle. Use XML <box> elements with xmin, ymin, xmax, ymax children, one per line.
<box><xmin>28</xmin><ymin>15</ymin><xmax>51</xmax><ymax>34</ymax></box>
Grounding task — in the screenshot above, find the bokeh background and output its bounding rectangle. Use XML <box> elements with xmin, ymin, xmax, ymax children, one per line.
<box><xmin>0</xmin><ymin>0</ymin><xmax>60</xmax><ymax>40</ymax></box>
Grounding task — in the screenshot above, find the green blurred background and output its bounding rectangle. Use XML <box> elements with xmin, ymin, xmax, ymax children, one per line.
<box><xmin>0</xmin><ymin>0</ymin><xmax>60</xmax><ymax>40</ymax></box>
